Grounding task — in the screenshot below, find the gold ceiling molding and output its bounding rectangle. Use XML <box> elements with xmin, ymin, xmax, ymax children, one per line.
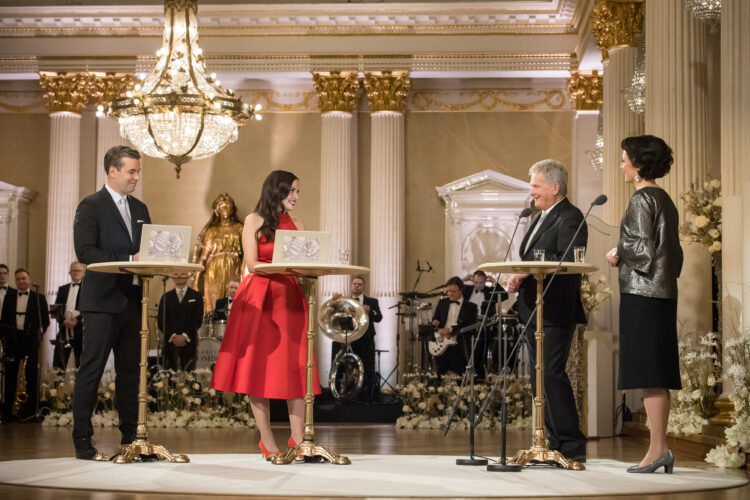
<box><xmin>364</xmin><ymin>71</ymin><xmax>410</xmax><ymax>114</ymax></box>
<box><xmin>312</xmin><ymin>72</ymin><xmax>361</xmax><ymax>114</ymax></box>
<box><xmin>38</xmin><ymin>71</ymin><xmax>99</xmax><ymax>114</ymax></box>
<box><xmin>566</xmin><ymin>71</ymin><xmax>603</xmax><ymax>110</ymax></box>
<box><xmin>591</xmin><ymin>0</ymin><xmax>644</xmax><ymax>60</ymax></box>
<box><xmin>409</xmin><ymin>89</ymin><xmax>570</xmax><ymax>113</ymax></box>
<box><xmin>93</xmin><ymin>73</ymin><xmax>139</xmax><ymax>106</ymax></box>
<box><xmin>233</xmin><ymin>90</ymin><xmax>318</xmax><ymax>113</ymax></box>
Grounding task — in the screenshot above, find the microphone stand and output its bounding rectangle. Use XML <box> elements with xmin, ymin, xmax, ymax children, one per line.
<box><xmin>443</xmin><ymin>209</ymin><xmax>530</xmax><ymax>467</ymax></box>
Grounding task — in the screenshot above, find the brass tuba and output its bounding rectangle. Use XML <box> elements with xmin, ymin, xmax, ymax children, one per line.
<box><xmin>12</xmin><ymin>357</ymin><xmax>28</xmax><ymax>417</ymax></box>
<box><xmin>317</xmin><ymin>297</ymin><xmax>369</xmax><ymax>400</ymax></box>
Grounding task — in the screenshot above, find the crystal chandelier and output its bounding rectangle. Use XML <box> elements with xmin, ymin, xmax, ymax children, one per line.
<box><xmin>586</xmin><ymin>109</ymin><xmax>604</xmax><ymax>171</ymax></box>
<box><xmin>622</xmin><ymin>33</ymin><xmax>646</xmax><ymax>114</ymax></box>
<box><xmin>105</xmin><ymin>0</ymin><xmax>261</xmax><ymax>178</ymax></box>
<box><xmin>684</xmin><ymin>0</ymin><xmax>722</xmax><ymax>26</ymax></box>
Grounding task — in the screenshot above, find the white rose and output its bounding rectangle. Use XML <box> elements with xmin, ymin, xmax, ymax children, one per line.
<box><xmin>709</xmin><ymin>241</ymin><xmax>722</xmax><ymax>253</ymax></box>
<box><xmin>154</xmin><ymin>381</ymin><xmax>163</xmax><ymax>389</ymax></box>
<box><xmin>209</xmin><ymin>389</ymin><xmax>216</xmax><ymax>396</ymax></box>
<box><xmin>49</xmin><ymin>388</ymin><xmax>58</xmax><ymax>397</ymax></box>
<box><xmin>104</xmin><ymin>392</ymin><xmax>111</xmax><ymax>399</ymax></box>
<box><xmin>193</xmin><ymin>383</ymin><xmax>200</xmax><ymax>390</ymax></box>
<box><xmin>181</xmin><ymin>388</ymin><xmax>189</xmax><ymax>395</ymax></box>
<box><xmin>713</xmin><ymin>197</ymin><xmax>722</xmax><ymax>207</ymax></box>
<box><xmin>437</xmin><ymin>404</ymin><xmax>445</xmax><ymax>411</ymax></box>
<box><xmin>707</xmin><ymin>375</ymin><xmax>716</xmax><ymax>386</ymax></box>
<box><xmin>694</xmin><ymin>215</ymin><xmax>709</xmax><ymax>228</ymax></box>
<box><xmin>709</xmin><ymin>229</ymin><xmax>720</xmax><ymax>239</ymax></box>
<box><xmin>108</xmin><ymin>382</ymin><xmax>116</xmax><ymax>391</ymax></box>
<box><xmin>402</xmin><ymin>405</ymin><xmax>412</xmax><ymax>413</ymax></box>
<box><xmin>710</xmin><ymin>179</ymin><xmax>721</xmax><ymax>188</ymax></box>
<box><xmin>418</xmin><ymin>402</ymin><xmax>426</xmax><ymax>410</ymax></box>
<box><xmin>194</xmin><ymin>398</ymin><xmax>202</xmax><ymax>405</ymax></box>
<box><xmin>703</xmin><ymin>181</ymin><xmax>710</xmax><ymax>189</ymax></box>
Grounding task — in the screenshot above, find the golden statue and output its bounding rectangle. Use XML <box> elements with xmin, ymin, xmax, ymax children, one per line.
<box><xmin>192</xmin><ymin>193</ymin><xmax>244</xmax><ymax>313</ymax></box>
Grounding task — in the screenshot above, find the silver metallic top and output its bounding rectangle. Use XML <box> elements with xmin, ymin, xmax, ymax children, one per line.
<box><xmin>617</xmin><ymin>187</ymin><xmax>683</xmax><ymax>299</ymax></box>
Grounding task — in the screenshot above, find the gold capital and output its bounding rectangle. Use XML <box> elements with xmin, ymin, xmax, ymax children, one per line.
<box><xmin>591</xmin><ymin>0</ymin><xmax>644</xmax><ymax>60</ymax></box>
<box><xmin>312</xmin><ymin>72</ymin><xmax>360</xmax><ymax>113</ymax></box>
<box><xmin>39</xmin><ymin>72</ymin><xmax>98</xmax><ymax>114</ymax></box>
<box><xmin>93</xmin><ymin>74</ymin><xmax>140</xmax><ymax>107</ymax></box>
<box><xmin>567</xmin><ymin>71</ymin><xmax>603</xmax><ymax>111</ymax></box>
<box><xmin>363</xmin><ymin>71</ymin><xmax>410</xmax><ymax>113</ymax></box>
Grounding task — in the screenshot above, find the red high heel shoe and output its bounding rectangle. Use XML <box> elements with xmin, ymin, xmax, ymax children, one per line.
<box><xmin>259</xmin><ymin>441</ymin><xmax>281</xmax><ymax>461</ymax></box>
<box><xmin>288</xmin><ymin>436</ymin><xmax>304</xmax><ymax>461</ymax></box>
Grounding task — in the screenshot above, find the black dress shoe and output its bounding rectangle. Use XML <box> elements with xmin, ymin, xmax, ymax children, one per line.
<box><xmin>74</xmin><ymin>439</ymin><xmax>110</xmax><ymax>461</ymax></box>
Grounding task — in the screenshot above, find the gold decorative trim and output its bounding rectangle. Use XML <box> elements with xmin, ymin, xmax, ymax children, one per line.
<box><xmin>364</xmin><ymin>71</ymin><xmax>410</xmax><ymax>113</ymax></box>
<box><xmin>92</xmin><ymin>74</ymin><xmax>139</xmax><ymax>106</ymax></box>
<box><xmin>233</xmin><ymin>90</ymin><xmax>318</xmax><ymax>113</ymax></box>
<box><xmin>591</xmin><ymin>0</ymin><xmax>644</xmax><ymax>59</ymax></box>
<box><xmin>38</xmin><ymin>71</ymin><xmax>98</xmax><ymax>114</ymax></box>
<box><xmin>312</xmin><ymin>72</ymin><xmax>360</xmax><ymax>114</ymax></box>
<box><xmin>566</xmin><ymin>71</ymin><xmax>603</xmax><ymax>111</ymax></box>
<box><xmin>409</xmin><ymin>89</ymin><xmax>570</xmax><ymax>113</ymax></box>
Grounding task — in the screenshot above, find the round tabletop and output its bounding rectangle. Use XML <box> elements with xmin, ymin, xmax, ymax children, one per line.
<box><xmin>87</xmin><ymin>261</ymin><xmax>204</xmax><ymax>276</ymax></box>
<box><xmin>478</xmin><ymin>261</ymin><xmax>597</xmax><ymax>275</ymax></box>
<box><xmin>254</xmin><ymin>263</ymin><xmax>369</xmax><ymax>277</ymax></box>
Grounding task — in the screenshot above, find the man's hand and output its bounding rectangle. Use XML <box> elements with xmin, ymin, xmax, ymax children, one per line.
<box><xmin>171</xmin><ymin>334</ymin><xmax>187</xmax><ymax>347</ymax></box>
<box><xmin>506</xmin><ymin>273</ymin><xmax>529</xmax><ymax>293</ymax></box>
<box><xmin>432</xmin><ymin>319</ymin><xmax>440</xmax><ymax>327</ymax></box>
<box><xmin>133</xmin><ymin>252</ymin><xmax>140</xmax><ymax>262</ymax></box>
<box><xmin>438</xmin><ymin>327</ymin><xmax>452</xmax><ymax>339</ymax></box>
<box><xmin>62</xmin><ymin>318</ymin><xmax>78</xmax><ymax>329</ymax></box>
<box><xmin>363</xmin><ymin>304</ymin><xmax>371</xmax><ymax>314</ymax></box>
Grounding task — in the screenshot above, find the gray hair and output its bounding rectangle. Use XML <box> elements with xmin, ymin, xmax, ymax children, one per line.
<box><xmin>528</xmin><ymin>159</ymin><xmax>568</xmax><ymax>196</ymax></box>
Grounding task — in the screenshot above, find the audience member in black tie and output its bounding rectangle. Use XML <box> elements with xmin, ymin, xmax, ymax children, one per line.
<box><xmin>507</xmin><ymin>159</ymin><xmax>588</xmax><ymax>464</ymax></box>
<box><xmin>72</xmin><ymin>145</ymin><xmax>151</xmax><ymax>460</ymax></box>
<box><xmin>331</xmin><ymin>276</ymin><xmax>383</xmax><ymax>402</ymax></box>
<box><xmin>0</xmin><ymin>268</ymin><xmax>49</xmax><ymax>421</ymax></box>
<box><xmin>462</xmin><ymin>270</ymin><xmax>508</xmax><ymax>377</ymax></box>
<box><xmin>213</xmin><ymin>279</ymin><xmax>239</xmax><ymax>322</ymax></box>
<box><xmin>0</xmin><ymin>263</ymin><xmax>15</xmax><ymax>324</ymax></box>
<box><xmin>158</xmin><ymin>273</ymin><xmax>204</xmax><ymax>371</ymax></box>
<box><xmin>52</xmin><ymin>261</ymin><xmax>85</xmax><ymax>370</ymax></box>
<box><xmin>431</xmin><ymin>276</ymin><xmax>479</xmax><ymax>376</ymax></box>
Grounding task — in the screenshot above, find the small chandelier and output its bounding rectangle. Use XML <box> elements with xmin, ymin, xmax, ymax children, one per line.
<box><xmin>105</xmin><ymin>0</ymin><xmax>261</xmax><ymax>178</ymax></box>
<box><xmin>586</xmin><ymin>109</ymin><xmax>604</xmax><ymax>171</ymax></box>
<box><xmin>622</xmin><ymin>33</ymin><xmax>646</xmax><ymax>114</ymax></box>
<box><xmin>684</xmin><ymin>0</ymin><xmax>722</xmax><ymax>26</ymax></box>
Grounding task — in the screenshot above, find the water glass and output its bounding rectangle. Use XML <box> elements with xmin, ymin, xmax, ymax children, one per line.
<box><xmin>574</xmin><ymin>246</ymin><xmax>586</xmax><ymax>263</ymax></box>
<box><xmin>338</xmin><ymin>249</ymin><xmax>351</xmax><ymax>265</ymax></box>
<box><xmin>533</xmin><ymin>249</ymin><xmax>545</xmax><ymax>261</ymax></box>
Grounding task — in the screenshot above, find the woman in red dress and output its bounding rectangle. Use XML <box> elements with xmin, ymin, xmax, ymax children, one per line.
<box><xmin>211</xmin><ymin>170</ymin><xmax>320</xmax><ymax>459</ymax></box>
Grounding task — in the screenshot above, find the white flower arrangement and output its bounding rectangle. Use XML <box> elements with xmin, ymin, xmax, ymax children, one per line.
<box><xmin>395</xmin><ymin>371</ymin><xmax>532</xmax><ymax>430</ymax></box>
<box><xmin>680</xmin><ymin>178</ymin><xmax>722</xmax><ymax>253</ymax></box>
<box><xmin>580</xmin><ymin>274</ymin><xmax>613</xmax><ymax>316</ymax></box>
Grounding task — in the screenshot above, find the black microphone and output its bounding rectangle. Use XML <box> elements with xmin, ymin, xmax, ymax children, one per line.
<box><xmin>426</xmin><ymin>261</ymin><xmax>434</xmax><ymax>273</ymax></box>
<box><xmin>519</xmin><ymin>207</ymin><xmax>533</xmax><ymax>218</ymax></box>
<box><xmin>416</xmin><ymin>260</ymin><xmax>421</xmax><ymax>272</ymax></box>
<box><xmin>592</xmin><ymin>194</ymin><xmax>607</xmax><ymax>206</ymax></box>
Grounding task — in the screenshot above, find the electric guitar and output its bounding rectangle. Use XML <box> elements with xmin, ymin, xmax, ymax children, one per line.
<box><xmin>428</xmin><ymin>315</ymin><xmax>499</xmax><ymax>357</ymax></box>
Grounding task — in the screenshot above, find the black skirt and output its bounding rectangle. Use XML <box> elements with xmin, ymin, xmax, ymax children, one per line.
<box><xmin>618</xmin><ymin>293</ymin><xmax>682</xmax><ymax>390</ymax></box>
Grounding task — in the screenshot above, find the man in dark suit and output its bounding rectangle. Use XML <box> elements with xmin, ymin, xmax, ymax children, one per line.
<box><xmin>331</xmin><ymin>276</ymin><xmax>382</xmax><ymax>402</ymax></box>
<box><xmin>52</xmin><ymin>261</ymin><xmax>85</xmax><ymax>370</ymax></box>
<box><xmin>158</xmin><ymin>273</ymin><xmax>203</xmax><ymax>371</ymax></box>
<box><xmin>463</xmin><ymin>270</ymin><xmax>508</xmax><ymax>378</ymax></box>
<box><xmin>507</xmin><ymin>159</ymin><xmax>588</xmax><ymax>463</ymax></box>
<box><xmin>431</xmin><ymin>276</ymin><xmax>479</xmax><ymax>376</ymax></box>
<box><xmin>213</xmin><ymin>279</ymin><xmax>239</xmax><ymax>322</ymax></box>
<box><xmin>72</xmin><ymin>145</ymin><xmax>151</xmax><ymax>460</ymax></box>
<box><xmin>1</xmin><ymin>268</ymin><xmax>49</xmax><ymax>421</ymax></box>
<box><xmin>0</xmin><ymin>264</ymin><xmax>14</xmax><ymax>323</ymax></box>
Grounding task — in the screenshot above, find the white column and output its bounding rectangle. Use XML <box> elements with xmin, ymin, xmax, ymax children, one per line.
<box><xmin>601</xmin><ymin>48</ymin><xmax>642</xmax><ymax>225</ymax></box>
<box><xmin>0</xmin><ymin>183</ymin><xmax>37</xmax><ymax>272</ymax></box>
<box><xmin>571</xmin><ymin>111</ymin><xmax>603</xmax><ymax>217</ymax></box>
<box><xmin>95</xmin><ymin>117</ymin><xmax>123</xmax><ymax>193</ymax></box>
<box><xmin>645</xmin><ymin>0</ymin><xmax>712</xmax><ymax>335</ymax></box>
<box><xmin>370</xmin><ymin>111</ymin><xmax>405</xmax><ymax>388</ymax></box>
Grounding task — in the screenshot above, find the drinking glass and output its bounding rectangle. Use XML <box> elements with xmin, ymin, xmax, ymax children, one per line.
<box><xmin>574</xmin><ymin>246</ymin><xmax>586</xmax><ymax>263</ymax></box>
<box><xmin>533</xmin><ymin>249</ymin><xmax>545</xmax><ymax>261</ymax></box>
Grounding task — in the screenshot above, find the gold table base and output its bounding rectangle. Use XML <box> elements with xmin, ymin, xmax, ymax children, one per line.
<box><xmin>272</xmin><ymin>440</ymin><xmax>351</xmax><ymax>465</ymax></box>
<box><xmin>508</xmin><ymin>446</ymin><xmax>585</xmax><ymax>471</ymax></box>
<box><xmin>115</xmin><ymin>439</ymin><xmax>189</xmax><ymax>464</ymax></box>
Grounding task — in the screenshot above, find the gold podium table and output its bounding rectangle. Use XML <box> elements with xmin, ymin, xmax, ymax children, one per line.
<box><xmin>87</xmin><ymin>261</ymin><xmax>204</xmax><ymax>464</ymax></box>
<box><xmin>255</xmin><ymin>263</ymin><xmax>369</xmax><ymax>465</ymax></box>
<box><xmin>477</xmin><ymin>261</ymin><xmax>596</xmax><ymax>471</ymax></box>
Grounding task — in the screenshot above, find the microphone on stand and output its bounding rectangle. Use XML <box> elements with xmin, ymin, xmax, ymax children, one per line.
<box><xmin>426</xmin><ymin>261</ymin><xmax>434</xmax><ymax>273</ymax></box>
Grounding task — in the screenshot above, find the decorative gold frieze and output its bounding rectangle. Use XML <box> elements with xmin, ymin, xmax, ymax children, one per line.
<box><xmin>312</xmin><ymin>72</ymin><xmax>360</xmax><ymax>113</ymax></box>
<box><xmin>164</xmin><ymin>0</ymin><xmax>197</xmax><ymax>14</ymax></box>
<box><xmin>363</xmin><ymin>71</ymin><xmax>410</xmax><ymax>113</ymax></box>
<box><xmin>93</xmin><ymin>74</ymin><xmax>139</xmax><ymax>107</ymax></box>
<box><xmin>566</xmin><ymin>71</ymin><xmax>603</xmax><ymax>111</ymax></box>
<box><xmin>38</xmin><ymin>72</ymin><xmax>98</xmax><ymax>114</ymax></box>
<box><xmin>410</xmin><ymin>89</ymin><xmax>569</xmax><ymax>112</ymax></box>
<box><xmin>591</xmin><ymin>0</ymin><xmax>644</xmax><ymax>60</ymax></box>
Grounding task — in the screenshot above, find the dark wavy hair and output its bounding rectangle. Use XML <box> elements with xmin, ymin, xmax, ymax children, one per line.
<box><xmin>621</xmin><ymin>135</ymin><xmax>674</xmax><ymax>180</ymax></box>
<box><xmin>446</xmin><ymin>276</ymin><xmax>464</xmax><ymax>289</ymax></box>
<box><xmin>255</xmin><ymin>170</ymin><xmax>299</xmax><ymax>242</ymax></box>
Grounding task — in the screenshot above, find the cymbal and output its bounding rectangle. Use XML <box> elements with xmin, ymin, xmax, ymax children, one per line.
<box><xmin>399</xmin><ymin>291</ymin><xmax>440</xmax><ymax>298</ymax></box>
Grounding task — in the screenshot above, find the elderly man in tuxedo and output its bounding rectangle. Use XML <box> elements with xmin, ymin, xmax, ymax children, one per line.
<box><xmin>431</xmin><ymin>276</ymin><xmax>479</xmax><ymax>376</ymax></box>
<box><xmin>158</xmin><ymin>272</ymin><xmax>204</xmax><ymax>371</ymax></box>
<box><xmin>0</xmin><ymin>268</ymin><xmax>49</xmax><ymax>421</ymax></box>
<box><xmin>52</xmin><ymin>261</ymin><xmax>86</xmax><ymax>370</ymax></box>
<box><xmin>507</xmin><ymin>159</ymin><xmax>588</xmax><ymax>463</ymax></box>
<box><xmin>72</xmin><ymin>145</ymin><xmax>151</xmax><ymax>460</ymax></box>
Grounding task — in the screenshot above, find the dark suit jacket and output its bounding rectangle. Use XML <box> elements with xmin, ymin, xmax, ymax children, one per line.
<box><xmin>517</xmin><ymin>197</ymin><xmax>587</xmax><ymax>326</ymax></box>
<box><xmin>462</xmin><ymin>284</ymin><xmax>508</xmax><ymax>312</ymax></box>
<box><xmin>0</xmin><ymin>289</ymin><xmax>50</xmax><ymax>339</ymax></box>
<box><xmin>432</xmin><ymin>298</ymin><xmax>479</xmax><ymax>336</ymax></box>
<box><xmin>0</xmin><ymin>286</ymin><xmax>16</xmax><ymax>325</ymax></box>
<box><xmin>357</xmin><ymin>295</ymin><xmax>382</xmax><ymax>342</ymax></box>
<box><xmin>74</xmin><ymin>187</ymin><xmax>151</xmax><ymax>314</ymax></box>
<box><xmin>214</xmin><ymin>297</ymin><xmax>232</xmax><ymax>322</ymax></box>
<box><xmin>54</xmin><ymin>283</ymin><xmax>83</xmax><ymax>346</ymax></box>
<box><xmin>158</xmin><ymin>287</ymin><xmax>204</xmax><ymax>346</ymax></box>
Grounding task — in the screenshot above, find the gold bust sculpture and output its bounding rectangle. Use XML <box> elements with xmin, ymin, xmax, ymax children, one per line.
<box><xmin>192</xmin><ymin>193</ymin><xmax>244</xmax><ymax>313</ymax></box>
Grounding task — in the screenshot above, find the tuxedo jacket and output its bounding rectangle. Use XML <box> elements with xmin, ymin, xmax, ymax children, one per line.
<box><xmin>462</xmin><ymin>284</ymin><xmax>508</xmax><ymax>310</ymax></box>
<box><xmin>157</xmin><ymin>287</ymin><xmax>204</xmax><ymax>345</ymax></box>
<box><xmin>0</xmin><ymin>289</ymin><xmax>50</xmax><ymax>338</ymax></box>
<box><xmin>517</xmin><ymin>197</ymin><xmax>587</xmax><ymax>326</ymax></box>
<box><xmin>357</xmin><ymin>295</ymin><xmax>382</xmax><ymax>343</ymax></box>
<box><xmin>214</xmin><ymin>297</ymin><xmax>232</xmax><ymax>322</ymax></box>
<box><xmin>74</xmin><ymin>187</ymin><xmax>151</xmax><ymax>314</ymax></box>
<box><xmin>54</xmin><ymin>283</ymin><xmax>83</xmax><ymax>344</ymax></box>
<box><xmin>0</xmin><ymin>286</ymin><xmax>16</xmax><ymax>324</ymax></box>
<box><xmin>432</xmin><ymin>298</ymin><xmax>478</xmax><ymax>336</ymax></box>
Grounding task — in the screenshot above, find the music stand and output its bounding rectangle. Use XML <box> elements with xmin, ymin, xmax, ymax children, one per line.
<box><xmin>255</xmin><ymin>262</ymin><xmax>368</xmax><ymax>465</ymax></box>
<box><xmin>478</xmin><ymin>261</ymin><xmax>595</xmax><ymax>471</ymax></box>
<box><xmin>87</xmin><ymin>261</ymin><xmax>203</xmax><ymax>464</ymax></box>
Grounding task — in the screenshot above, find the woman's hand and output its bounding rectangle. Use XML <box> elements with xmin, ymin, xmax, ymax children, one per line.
<box><xmin>606</xmin><ymin>247</ymin><xmax>619</xmax><ymax>267</ymax></box>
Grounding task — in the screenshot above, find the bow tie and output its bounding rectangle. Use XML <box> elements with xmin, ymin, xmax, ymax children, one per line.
<box><xmin>474</xmin><ymin>289</ymin><xmax>481</xmax><ymax>294</ymax></box>
<box><xmin>449</xmin><ymin>300</ymin><xmax>460</xmax><ymax>305</ymax></box>
<box><xmin>71</xmin><ymin>283</ymin><xmax>80</xmax><ymax>287</ymax></box>
<box><xmin>18</xmin><ymin>291</ymin><xmax>29</xmax><ymax>296</ymax></box>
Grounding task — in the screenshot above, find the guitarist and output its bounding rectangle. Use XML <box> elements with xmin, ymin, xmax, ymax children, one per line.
<box><xmin>431</xmin><ymin>276</ymin><xmax>478</xmax><ymax>376</ymax></box>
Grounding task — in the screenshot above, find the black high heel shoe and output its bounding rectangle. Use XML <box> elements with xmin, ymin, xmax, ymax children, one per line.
<box><xmin>627</xmin><ymin>450</ymin><xmax>674</xmax><ymax>474</ymax></box>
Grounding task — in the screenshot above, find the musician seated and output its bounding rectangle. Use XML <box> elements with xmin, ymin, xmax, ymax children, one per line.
<box><xmin>157</xmin><ymin>273</ymin><xmax>203</xmax><ymax>371</ymax></box>
<box><xmin>431</xmin><ymin>276</ymin><xmax>478</xmax><ymax>376</ymax></box>
<box><xmin>213</xmin><ymin>279</ymin><xmax>239</xmax><ymax>322</ymax></box>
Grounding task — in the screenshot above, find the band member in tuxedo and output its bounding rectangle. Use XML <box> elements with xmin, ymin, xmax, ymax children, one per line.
<box><xmin>213</xmin><ymin>279</ymin><xmax>239</xmax><ymax>322</ymax></box>
<box><xmin>72</xmin><ymin>145</ymin><xmax>150</xmax><ymax>460</ymax></box>
<box><xmin>332</xmin><ymin>275</ymin><xmax>383</xmax><ymax>402</ymax></box>
<box><xmin>0</xmin><ymin>264</ymin><xmax>14</xmax><ymax>323</ymax></box>
<box><xmin>157</xmin><ymin>273</ymin><xmax>204</xmax><ymax>371</ymax></box>
<box><xmin>463</xmin><ymin>270</ymin><xmax>508</xmax><ymax>377</ymax></box>
<box><xmin>431</xmin><ymin>276</ymin><xmax>479</xmax><ymax>376</ymax></box>
<box><xmin>507</xmin><ymin>159</ymin><xmax>588</xmax><ymax>463</ymax></box>
<box><xmin>52</xmin><ymin>262</ymin><xmax>85</xmax><ymax>370</ymax></box>
<box><xmin>0</xmin><ymin>268</ymin><xmax>49</xmax><ymax>421</ymax></box>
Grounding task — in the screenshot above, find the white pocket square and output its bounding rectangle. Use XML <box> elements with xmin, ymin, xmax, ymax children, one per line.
<box><xmin>188</xmin><ymin>299</ymin><xmax>196</xmax><ymax>302</ymax></box>
<box><xmin>137</xmin><ymin>219</ymin><xmax>145</xmax><ymax>224</ymax></box>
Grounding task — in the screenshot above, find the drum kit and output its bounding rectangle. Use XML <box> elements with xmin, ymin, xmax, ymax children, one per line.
<box><xmin>196</xmin><ymin>310</ymin><xmax>227</xmax><ymax>370</ymax></box>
